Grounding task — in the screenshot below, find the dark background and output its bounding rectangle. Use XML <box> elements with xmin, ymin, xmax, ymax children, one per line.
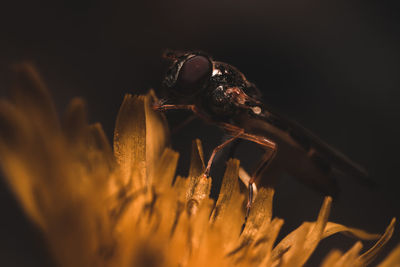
<box><xmin>0</xmin><ymin>1</ymin><xmax>399</xmax><ymax>266</ymax></box>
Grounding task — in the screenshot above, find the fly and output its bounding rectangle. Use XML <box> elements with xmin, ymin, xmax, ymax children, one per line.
<box><xmin>153</xmin><ymin>50</ymin><xmax>370</xmax><ymax>223</ymax></box>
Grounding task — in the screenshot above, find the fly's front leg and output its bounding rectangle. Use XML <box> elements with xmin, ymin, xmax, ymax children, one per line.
<box><xmin>153</xmin><ymin>103</ymin><xmax>201</xmax><ymax>133</ymax></box>
<box><xmin>152</xmin><ymin>102</ymin><xmax>213</xmax><ymax>123</ymax></box>
<box><xmin>152</xmin><ymin>103</ymin><xmax>197</xmax><ymax>112</ymax></box>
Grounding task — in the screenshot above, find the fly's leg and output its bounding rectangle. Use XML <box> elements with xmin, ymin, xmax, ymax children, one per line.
<box><xmin>203</xmin><ymin>130</ymin><xmax>244</xmax><ymax>178</ymax></box>
<box><xmin>153</xmin><ymin>103</ymin><xmax>213</xmax><ymax>123</ymax></box>
<box><xmin>153</xmin><ymin>103</ymin><xmax>197</xmax><ymax>112</ymax></box>
<box><xmin>203</xmin><ymin>123</ymin><xmax>275</xmax><ymax>180</ymax></box>
<box><xmin>212</xmin><ymin>136</ymin><xmax>242</xmax><ymax>172</ymax></box>
<box><xmin>245</xmin><ymin>148</ymin><xmax>277</xmax><ymax>221</ymax></box>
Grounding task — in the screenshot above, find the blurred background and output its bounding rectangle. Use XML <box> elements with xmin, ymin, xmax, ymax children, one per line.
<box><xmin>0</xmin><ymin>0</ymin><xmax>399</xmax><ymax>266</ymax></box>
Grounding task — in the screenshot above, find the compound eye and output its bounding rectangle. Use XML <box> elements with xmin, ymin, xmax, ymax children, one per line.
<box><xmin>176</xmin><ymin>55</ymin><xmax>212</xmax><ymax>94</ymax></box>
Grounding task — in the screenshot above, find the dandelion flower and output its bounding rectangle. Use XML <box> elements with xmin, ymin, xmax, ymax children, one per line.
<box><xmin>0</xmin><ymin>63</ymin><xmax>398</xmax><ymax>266</ymax></box>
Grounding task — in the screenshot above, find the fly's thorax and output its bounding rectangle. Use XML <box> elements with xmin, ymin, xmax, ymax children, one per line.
<box><xmin>199</xmin><ymin>64</ymin><xmax>245</xmax><ymax>119</ymax></box>
<box><xmin>201</xmin><ymin>83</ymin><xmax>265</xmax><ymax>122</ymax></box>
<box><xmin>201</xmin><ymin>84</ymin><xmax>240</xmax><ymax>120</ymax></box>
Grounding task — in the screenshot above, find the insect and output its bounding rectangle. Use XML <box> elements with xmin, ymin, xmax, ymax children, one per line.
<box><xmin>153</xmin><ymin>50</ymin><xmax>369</xmax><ymax>220</ymax></box>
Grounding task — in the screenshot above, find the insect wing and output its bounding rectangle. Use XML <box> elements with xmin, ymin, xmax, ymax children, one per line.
<box><xmin>261</xmin><ymin>107</ymin><xmax>370</xmax><ymax>183</ymax></box>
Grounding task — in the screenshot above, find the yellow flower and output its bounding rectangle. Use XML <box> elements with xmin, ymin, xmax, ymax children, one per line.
<box><xmin>0</xmin><ymin>63</ymin><xmax>398</xmax><ymax>267</ymax></box>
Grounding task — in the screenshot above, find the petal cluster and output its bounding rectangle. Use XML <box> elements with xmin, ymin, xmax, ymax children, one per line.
<box><xmin>0</xmin><ymin>64</ymin><xmax>397</xmax><ymax>267</ymax></box>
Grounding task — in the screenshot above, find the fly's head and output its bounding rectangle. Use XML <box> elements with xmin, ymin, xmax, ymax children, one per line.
<box><xmin>162</xmin><ymin>51</ymin><xmax>213</xmax><ymax>104</ymax></box>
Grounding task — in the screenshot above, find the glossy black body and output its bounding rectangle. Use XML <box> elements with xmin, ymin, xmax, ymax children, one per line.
<box><xmin>162</xmin><ymin>51</ymin><xmax>368</xmax><ymax>196</ymax></box>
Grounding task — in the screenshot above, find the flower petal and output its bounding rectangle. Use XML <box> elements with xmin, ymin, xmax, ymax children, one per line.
<box><xmin>358</xmin><ymin>217</ymin><xmax>396</xmax><ymax>265</ymax></box>
<box><xmin>186</xmin><ymin>139</ymin><xmax>210</xmax><ymax>215</ymax></box>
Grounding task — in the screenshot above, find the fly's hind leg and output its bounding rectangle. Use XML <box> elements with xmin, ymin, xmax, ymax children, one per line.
<box><xmin>245</xmin><ymin>148</ymin><xmax>277</xmax><ymax>220</ymax></box>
